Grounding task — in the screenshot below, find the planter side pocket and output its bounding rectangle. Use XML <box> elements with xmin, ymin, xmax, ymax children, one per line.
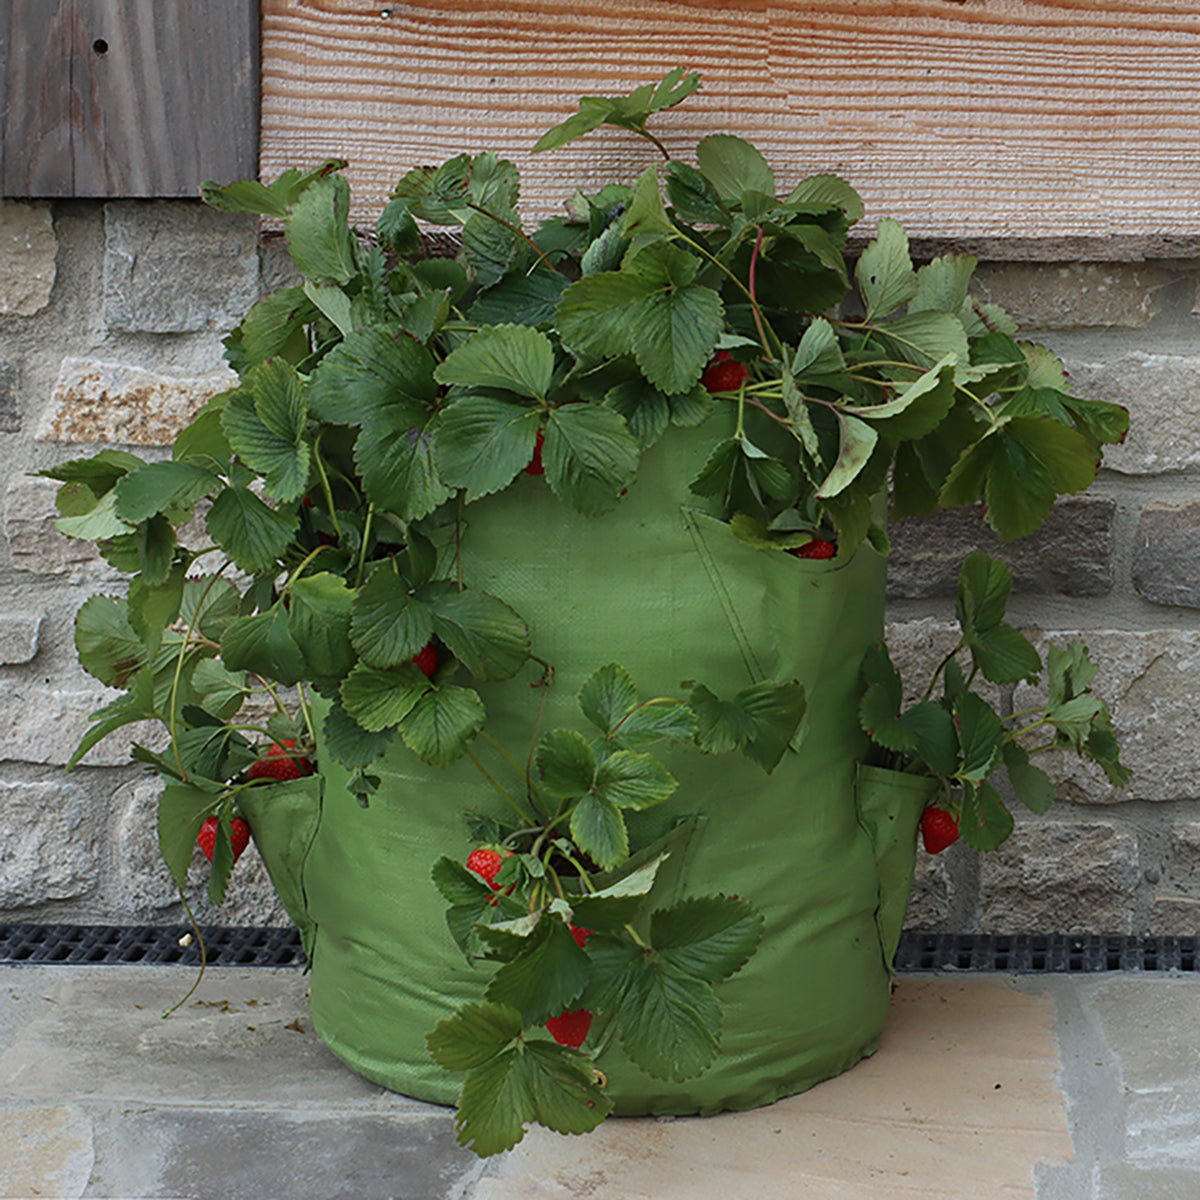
<box><xmin>238</xmin><ymin>775</ymin><xmax>324</xmax><ymax>964</ymax></box>
<box><xmin>855</xmin><ymin>764</ymin><xmax>939</xmax><ymax>972</ymax></box>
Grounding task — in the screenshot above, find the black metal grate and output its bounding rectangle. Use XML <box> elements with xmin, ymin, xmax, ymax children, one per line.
<box><xmin>2</xmin><ymin>927</ymin><xmax>1197</xmax><ymax>973</ymax></box>
<box><xmin>0</xmin><ymin>924</ymin><xmax>304</xmax><ymax>967</ymax></box>
<box><xmin>895</xmin><ymin>932</ymin><xmax>1200</xmax><ymax>974</ymax></box>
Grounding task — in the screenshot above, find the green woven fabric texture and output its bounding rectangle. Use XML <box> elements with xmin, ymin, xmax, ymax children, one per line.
<box><xmin>248</xmin><ymin>420</ymin><xmax>927</xmax><ymax>1115</ymax></box>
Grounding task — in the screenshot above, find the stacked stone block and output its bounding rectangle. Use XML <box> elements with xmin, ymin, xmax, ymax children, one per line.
<box><xmin>0</xmin><ymin>197</ymin><xmax>1197</xmax><ymax>935</ymax></box>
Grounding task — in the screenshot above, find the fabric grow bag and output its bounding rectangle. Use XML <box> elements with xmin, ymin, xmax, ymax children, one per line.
<box><xmin>248</xmin><ymin>418</ymin><xmax>936</xmax><ymax>1116</ymax></box>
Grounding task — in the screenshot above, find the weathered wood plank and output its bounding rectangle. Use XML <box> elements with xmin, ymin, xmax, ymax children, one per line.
<box><xmin>259</xmin><ymin>0</ymin><xmax>1200</xmax><ymax>256</ymax></box>
<box><xmin>1</xmin><ymin>0</ymin><xmax>260</xmax><ymax>198</ymax></box>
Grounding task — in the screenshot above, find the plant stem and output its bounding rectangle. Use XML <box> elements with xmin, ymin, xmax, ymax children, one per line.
<box><xmin>923</xmin><ymin>638</ymin><xmax>967</xmax><ymax>703</ymax></box>
<box><xmin>311</xmin><ymin>443</ymin><xmax>343</xmax><ymax>539</ymax></box>
<box><xmin>162</xmin><ymin>887</ymin><xmax>207</xmax><ymax>1019</ymax></box>
<box><xmin>465</xmin><ymin>749</ymin><xmax>531</xmax><ymax>821</ymax></box>
<box><xmin>355</xmin><ymin>504</ymin><xmax>374</xmax><ymax>588</ymax></box>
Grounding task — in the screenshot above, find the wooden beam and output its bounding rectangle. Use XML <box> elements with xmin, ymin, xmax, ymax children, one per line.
<box><xmin>1</xmin><ymin>0</ymin><xmax>260</xmax><ymax>198</ymax></box>
<box><xmin>259</xmin><ymin>0</ymin><xmax>1200</xmax><ymax>257</ymax></box>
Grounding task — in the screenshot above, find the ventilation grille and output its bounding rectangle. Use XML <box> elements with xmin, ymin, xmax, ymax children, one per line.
<box><xmin>0</xmin><ymin>924</ymin><xmax>304</xmax><ymax>967</ymax></box>
<box><xmin>895</xmin><ymin>933</ymin><xmax>1200</xmax><ymax>974</ymax></box>
<box><xmin>2</xmin><ymin>927</ymin><xmax>1197</xmax><ymax>973</ymax></box>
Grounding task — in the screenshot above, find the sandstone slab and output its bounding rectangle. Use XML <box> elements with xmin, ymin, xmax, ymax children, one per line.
<box><xmin>972</xmin><ymin>261</ymin><xmax>1175</xmax><ymax>329</ymax></box>
<box><xmin>1067</xmin><ymin>354</ymin><xmax>1200</xmax><ymax>475</ymax></box>
<box><xmin>1134</xmin><ymin>500</ymin><xmax>1200</xmax><ymax>609</ymax></box>
<box><xmin>37</xmin><ymin>356</ymin><xmax>237</xmax><ymax>446</ymax></box>
<box><xmin>0</xmin><ymin>779</ymin><xmax>99</xmax><ymax>907</ymax></box>
<box><xmin>104</xmin><ymin>201</ymin><xmax>260</xmax><ymax>333</ymax></box>
<box><xmin>889</xmin><ymin>497</ymin><xmax>1115</xmax><ymax>600</ymax></box>
<box><xmin>0</xmin><ymin>201</ymin><xmax>57</xmax><ymax>316</ymax></box>
<box><xmin>979</xmin><ymin>821</ymin><xmax>1139</xmax><ymax>934</ymax></box>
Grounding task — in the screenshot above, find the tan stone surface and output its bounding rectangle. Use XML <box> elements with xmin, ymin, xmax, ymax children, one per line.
<box><xmin>0</xmin><ymin>1105</ymin><xmax>93</xmax><ymax>1200</ymax></box>
<box><xmin>1067</xmin><ymin>354</ymin><xmax>1200</xmax><ymax>476</ymax></box>
<box><xmin>0</xmin><ymin>201</ymin><xmax>57</xmax><ymax>317</ymax></box>
<box><xmin>972</xmin><ymin>262</ymin><xmax>1175</xmax><ymax>329</ymax></box>
<box><xmin>478</xmin><ymin>978</ymin><xmax>1072</xmax><ymax>1200</ymax></box>
<box><xmin>37</xmin><ymin>357</ymin><xmax>237</xmax><ymax>446</ymax></box>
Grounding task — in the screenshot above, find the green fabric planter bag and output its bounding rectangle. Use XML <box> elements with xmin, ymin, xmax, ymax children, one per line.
<box><xmin>247</xmin><ymin>421</ymin><xmax>935</xmax><ymax>1116</ymax></box>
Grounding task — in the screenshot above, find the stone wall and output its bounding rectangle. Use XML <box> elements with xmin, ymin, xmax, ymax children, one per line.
<box><xmin>0</xmin><ymin>198</ymin><xmax>1197</xmax><ymax>935</ymax></box>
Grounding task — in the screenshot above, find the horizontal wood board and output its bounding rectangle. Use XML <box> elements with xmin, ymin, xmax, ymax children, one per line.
<box><xmin>260</xmin><ymin>0</ymin><xmax>1200</xmax><ymax>258</ymax></box>
<box><xmin>2</xmin><ymin>0</ymin><xmax>259</xmax><ymax>198</ymax></box>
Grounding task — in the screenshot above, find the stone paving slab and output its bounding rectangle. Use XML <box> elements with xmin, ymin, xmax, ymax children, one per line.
<box><xmin>3</xmin><ymin>965</ymin><xmax>1200</xmax><ymax>1199</ymax></box>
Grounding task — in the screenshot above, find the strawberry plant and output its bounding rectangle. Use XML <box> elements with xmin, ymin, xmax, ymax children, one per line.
<box><xmin>46</xmin><ymin>68</ymin><xmax>1128</xmax><ymax>1155</ymax></box>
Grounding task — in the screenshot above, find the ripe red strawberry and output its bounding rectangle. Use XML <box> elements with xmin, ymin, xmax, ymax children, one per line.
<box><xmin>545</xmin><ymin>1008</ymin><xmax>593</xmax><ymax>1048</ymax></box>
<box><xmin>197</xmin><ymin>816</ymin><xmax>251</xmax><ymax>864</ymax></box>
<box><xmin>920</xmin><ymin>805</ymin><xmax>960</xmax><ymax>854</ymax></box>
<box><xmin>246</xmin><ymin>740</ymin><xmax>313</xmax><ymax>783</ymax></box>
<box><xmin>525</xmin><ymin>429</ymin><xmax>546</xmax><ymax>475</ymax></box>
<box><xmin>789</xmin><ymin>538</ymin><xmax>836</xmax><ymax>560</ymax></box>
<box><xmin>466</xmin><ymin>847</ymin><xmax>509</xmax><ymax>888</ymax></box>
<box><xmin>701</xmin><ymin>350</ymin><xmax>749</xmax><ymax>394</ymax></box>
<box><xmin>412</xmin><ymin>642</ymin><xmax>438</xmax><ymax>678</ymax></box>
<box><xmin>570</xmin><ymin>925</ymin><xmax>590</xmax><ymax>950</ymax></box>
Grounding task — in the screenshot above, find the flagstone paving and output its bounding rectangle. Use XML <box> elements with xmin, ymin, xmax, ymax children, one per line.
<box><xmin>1</xmin><ymin>965</ymin><xmax>1197</xmax><ymax>1199</ymax></box>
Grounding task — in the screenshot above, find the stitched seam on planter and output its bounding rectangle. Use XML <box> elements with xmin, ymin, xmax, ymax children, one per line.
<box><xmin>680</xmin><ymin>507</ymin><xmax>764</xmax><ymax>680</ymax></box>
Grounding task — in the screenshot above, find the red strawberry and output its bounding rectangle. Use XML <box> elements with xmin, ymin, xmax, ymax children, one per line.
<box><xmin>701</xmin><ymin>351</ymin><xmax>749</xmax><ymax>394</ymax></box>
<box><xmin>466</xmin><ymin>847</ymin><xmax>509</xmax><ymax>888</ymax></box>
<box><xmin>570</xmin><ymin>925</ymin><xmax>590</xmax><ymax>950</ymax></box>
<box><xmin>412</xmin><ymin>642</ymin><xmax>438</xmax><ymax>679</ymax></box>
<box><xmin>525</xmin><ymin>429</ymin><xmax>546</xmax><ymax>475</ymax></box>
<box><xmin>545</xmin><ymin>1008</ymin><xmax>593</xmax><ymax>1048</ymax></box>
<box><xmin>920</xmin><ymin>805</ymin><xmax>960</xmax><ymax>854</ymax></box>
<box><xmin>789</xmin><ymin>538</ymin><xmax>836</xmax><ymax>560</ymax></box>
<box><xmin>246</xmin><ymin>740</ymin><xmax>313</xmax><ymax>783</ymax></box>
<box><xmin>197</xmin><ymin>816</ymin><xmax>251</xmax><ymax>864</ymax></box>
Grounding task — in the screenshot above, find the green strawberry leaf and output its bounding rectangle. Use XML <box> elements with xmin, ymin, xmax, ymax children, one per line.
<box><xmin>284</xmin><ymin>172</ymin><xmax>357</xmax><ymax>285</ymax></box>
<box><xmin>451</xmin><ymin>1037</ymin><xmax>612</xmax><ymax>1157</ymax></box>
<box><xmin>220</xmin><ymin>606</ymin><xmax>307</xmax><ymax>688</ymax></box>
<box><xmin>421</xmin><ymin>583</ymin><xmax>531</xmax><ymax>681</ymax></box>
<box><xmin>814</xmin><ymin>410</ymin><xmax>878</xmax><ymax>499</ymax></box>
<box><xmin>579</xmin><ymin>662</ymin><xmax>640</xmax><ymax>736</ymax></box>
<box><xmin>664</xmin><ymin>160</ymin><xmax>729</xmax><ymax>225</ymax></box>
<box><xmin>340</xmin><ymin>661</ymin><xmax>429</xmax><ymax>732</ymax></box>
<box><xmin>953</xmin><ymin>691</ymin><xmax>1006</xmax><ymax>784</ymax></box>
<box><xmin>650</xmin><ymin>895</ymin><xmax>764</xmax><ymax>983</ymax></box>
<box><xmin>286</xmin><ymin>572</ymin><xmax>355</xmax><ymax>679</ymax></box>
<box><xmin>307</xmin><ymin>325</ymin><xmax>438</xmax><ymax>426</ymax></box>
<box><xmin>540</xmin><ymin>403</ymin><xmax>640</xmax><ymax>517</ymax></box>
<box><xmin>556</xmin><ymin>241</ymin><xmax>723</xmax><ymax>396</ymax></box>
<box><xmin>955</xmin><ymin>552</ymin><xmax>1042</xmax><ymax>684</ymax></box>
<box><xmin>1000</xmin><ymin>740</ymin><xmax>1056</xmax><ymax>815</ymax></box>
<box><xmin>397</xmin><ymin>684</ymin><xmax>487</xmax><ymax>765</ymax></box>
<box><xmin>113</xmin><ymin>460</ymin><xmax>219</xmax><ymax>524</ymax></box>
<box><xmin>958</xmin><ymin>779</ymin><xmax>1014</xmax><ymax>851</ymax></box>
<box><xmin>532</xmin><ymin>66</ymin><xmax>700</xmax><ymax>153</ymax></box>
<box><xmin>695</xmin><ymin>134</ymin><xmax>775</xmax><ymax>205</ymax></box>
<box><xmin>593</xmin><ymin>749</ymin><xmax>676</xmax><ymax>810</ymax></box>
<box><xmin>350</xmin><ymin>563</ymin><xmax>435</xmax><ymax>668</ymax></box>
<box><xmin>75</xmin><ymin>595</ymin><xmax>148</xmax><ymax>688</ymax></box>
<box><xmin>900</xmin><ymin>701</ymin><xmax>960</xmax><ymax>777</ymax></box>
<box><xmin>570</xmin><ymin>793</ymin><xmax>629</xmax><ymax>871</ymax></box>
<box><xmin>221</xmin><ymin>390</ymin><xmax>311</xmax><ymax>506</ymax></box>
<box><xmin>537</xmin><ymin>729</ymin><xmax>597</xmax><ymax>799</ymax></box>
<box><xmin>485</xmin><ymin>916</ymin><xmax>591</xmax><ymax>1025</ymax></box>
<box><xmin>157</xmin><ymin>782</ymin><xmax>218</xmax><ymax>889</ymax></box>
<box><xmin>568</xmin><ymin>854</ymin><xmax>665</xmax><ymax>933</ymax></box>
<box><xmin>323</xmin><ymin>702</ymin><xmax>393</xmax><ymax>770</ymax></box>
<box><xmin>435</xmin><ymin>324</ymin><xmax>556</xmax><ymax>402</ymax></box>
<box><xmin>856</xmin><ymin>218</ymin><xmax>917</xmax><ymax>321</ymax></box>
<box><xmin>435</xmin><ymin>397</ymin><xmax>542</xmax><ymax>501</ymax></box>
<box><xmin>613</xmin><ymin>699</ymin><xmax>697</xmax><ymax>748</ymax></box>
<box><xmin>355</xmin><ymin>407</ymin><xmax>454</xmax><ymax>521</ymax></box>
<box><xmin>205</xmin><ymin>486</ymin><xmax>298</xmax><ymax>575</ymax></box>
<box><xmin>941</xmin><ymin>416</ymin><xmax>1098</xmax><ymax>541</ymax></box>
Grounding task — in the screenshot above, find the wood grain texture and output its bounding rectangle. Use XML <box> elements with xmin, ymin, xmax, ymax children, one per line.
<box><xmin>259</xmin><ymin>0</ymin><xmax>1200</xmax><ymax>256</ymax></box>
<box><xmin>1</xmin><ymin>0</ymin><xmax>259</xmax><ymax>198</ymax></box>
